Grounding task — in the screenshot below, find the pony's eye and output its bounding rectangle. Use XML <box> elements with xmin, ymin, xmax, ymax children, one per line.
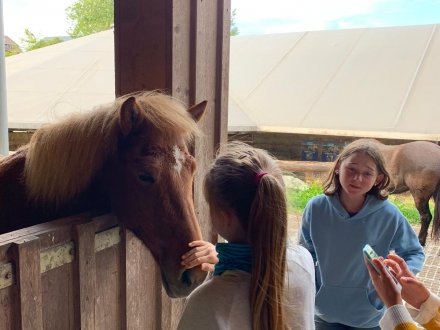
<box><xmin>139</xmin><ymin>172</ymin><xmax>155</xmax><ymax>184</ymax></box>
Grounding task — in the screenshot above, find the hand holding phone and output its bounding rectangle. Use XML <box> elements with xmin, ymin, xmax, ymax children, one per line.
<box><xmin>363</xmin><ymin>244</ymin><xmax>381</xmax><ymax>273</ymax></box>
<box><xmin>363</xmin><ymin>244</ymin><xmax>401</xmax><ymax>288</ymax></box>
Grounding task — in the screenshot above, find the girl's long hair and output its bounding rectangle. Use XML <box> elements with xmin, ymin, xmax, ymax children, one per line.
<box><xmin>204</xmin><ymin>141</ymin><xmax>288</xmax><ymax>330</ymax></box>
<box><xmin>323</xmin><ymin>139</ymin><xmax>391</xmax><ymax>200</ymax></box>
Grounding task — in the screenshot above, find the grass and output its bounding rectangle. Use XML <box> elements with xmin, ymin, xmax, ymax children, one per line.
<box><xmin>286</xmin><ymin>181</ymin><xmax>433</xmax><ymax>225</ymax></box>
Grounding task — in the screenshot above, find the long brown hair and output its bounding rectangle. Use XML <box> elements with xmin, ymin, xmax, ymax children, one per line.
<box><xmin>323</xmin><ymin>139</ymin><xmax>391</xmax><ymax>200</ymax></box>
<box><xmin>204</xmin><ymin>141</ymin><xmax>288</xmax><ymax>330</ymax></box>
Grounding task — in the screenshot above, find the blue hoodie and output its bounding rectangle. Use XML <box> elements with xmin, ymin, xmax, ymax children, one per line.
<box><xmin>299</xmin><ymin>194</ymin><xmax>425</xmax><ymax>328</ymax></box>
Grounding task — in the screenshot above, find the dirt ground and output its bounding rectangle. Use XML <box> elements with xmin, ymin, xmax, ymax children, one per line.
<box><xmin>288</xmin><ymin>214</ymin><xmax>440</xmax><ymax>296</ymax></box>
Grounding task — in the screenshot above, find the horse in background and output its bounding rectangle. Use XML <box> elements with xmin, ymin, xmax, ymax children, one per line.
<box><xmin>0</xmin><ymin>91</ymin><xmax>208</xmax><ymax>298</ymax></box>
<box><xmin>366</xmin><ymin>139</ymin><xmax>440</xmax><ymax>246</ymax></box>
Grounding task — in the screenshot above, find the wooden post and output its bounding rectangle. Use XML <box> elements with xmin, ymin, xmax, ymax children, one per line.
<box><xmin>114</xmin><ymin>0</ymin><xmax>230</xmax><ymax>328</ymax></box>
<box><xmin>73</xmin><ymin>221</ymin><xmax>97</xmax><ymax>329</ymax></box>
<box><xmin>121</xmin><ymin>228</ymin><xmax>160</xmax><ymax>330</ymax></box>
<box><xmin>10</xmin><ymin>236</ymin><xmax>43</xmax><ymax>330</ymax></box>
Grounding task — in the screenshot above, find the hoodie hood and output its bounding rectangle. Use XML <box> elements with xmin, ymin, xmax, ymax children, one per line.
<box><xmin>326</xmin><ymin>194</ymin><xmax>387</xmax><ymax>220</ymax></box>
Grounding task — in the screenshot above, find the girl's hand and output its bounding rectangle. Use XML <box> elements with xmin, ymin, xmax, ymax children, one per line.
<box><xmin>384</xmin><ymin>254</ymin><xmax>430</xmax><ymax>309</ymax></box>
<box><xmin>181</xmin><ymin>240</ymin><xmax>219</xmax><ymax>272</ymax></box>
<box><xmin>365</xmin><ymin>257</ymin><xmax>402</xmax><ymax>307</ymax></box>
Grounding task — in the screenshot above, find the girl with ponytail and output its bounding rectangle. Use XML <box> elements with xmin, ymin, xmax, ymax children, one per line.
<box><xmin>178</xmin><ymin>142</ymin><xmax>315</xmax><ymax>330</ymax></box>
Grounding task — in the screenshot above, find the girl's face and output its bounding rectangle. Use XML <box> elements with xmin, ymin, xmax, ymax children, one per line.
<box><xmin>209</xmin><ymin>206</ymin><xmax>248</xmax><ymax>243</ymax></box>
<box><xmin>336</xmin><ymin>152</ymin><xmax>383</xmax><ymax>198</ymax></box>
<box><xmin>210</xmin><ymin>206</ymin><xmax>226</xmax><ymax>238</ymax></box>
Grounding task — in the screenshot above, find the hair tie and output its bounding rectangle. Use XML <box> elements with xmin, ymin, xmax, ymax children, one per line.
<box><xmin>255</xmin><ymin>171</ymin><xmax>268</xmax><ymax>185</ymax></box>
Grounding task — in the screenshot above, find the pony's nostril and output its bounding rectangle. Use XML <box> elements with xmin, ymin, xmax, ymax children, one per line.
<box><xmin>181</xmin><ymin>269</ymin><xmax>193</xmax><ymax>287</ymax></box>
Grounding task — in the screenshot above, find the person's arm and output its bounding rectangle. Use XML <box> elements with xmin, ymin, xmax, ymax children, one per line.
<box><xmin>408</xmin><ymin>293</ymin><xmax>440</xmax><ymax>329</ymax></box>
<box><xmin>367</xmin><ymin>255</ymin><xmax>440</xmax><ymax>330</ymax></box>
<box><xmin>391</xmin><ymin>215</ymin><xmax>425</xmax><ymax>274</ymax></box>
<box><xmin>384</xmin><ymin>254</ymin><xmax>429</xmax><ymax>309</ymax></box>
<box><xmin>365</xmin><ymin>258</ymin><xmax>419</xmax><ymax>330</ymax></box>
<box><xmin>386</xmin><ymin>254</ymin><xmax>440</xmax><ymax>329</ymax></box>
<box><xmin>298</xmin><ymin>203</ymin><xmax>316</xmax><ymax>262</ymax></box>
<box><xmin>181</xmin><ymin>240</ymin><xmax>218</xmax><ymax>272</ymax></box>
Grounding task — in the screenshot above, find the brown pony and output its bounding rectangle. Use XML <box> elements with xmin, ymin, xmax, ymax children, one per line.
<box><xmin>0</xmin><ymin>90</ymin><xmax>208</xmax><ymax>297</ymax></box>
<box><xmin>366</xmin><ymin>139</ymin><xmax>440</xmax><ymax>246</ymax></box>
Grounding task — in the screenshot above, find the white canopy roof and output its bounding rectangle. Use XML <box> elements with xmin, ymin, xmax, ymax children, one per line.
<box><xmin>6</xmin><ymin>30</ymin><xmax>115</xmax><ymax>129</ymax></box>
<box><xmin>228</xmin><ymin>24</ymin><xmax>440</xmax><ymax>140</ymax></box>
<box><xmin>5</xmin><ymin>25</ymin><xmax>440</xmax><ymax>140</ymax></box>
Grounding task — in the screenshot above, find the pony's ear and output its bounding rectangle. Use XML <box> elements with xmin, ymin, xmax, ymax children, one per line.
<box><xmin>188</xmin><ymin>100</ymin><xmax>207</xmax><ymax>122</ymax></box>
<box><xmin>119</xmin><ymin>96</ymin><xmax>141</xmax><ymax>136</ymax></box>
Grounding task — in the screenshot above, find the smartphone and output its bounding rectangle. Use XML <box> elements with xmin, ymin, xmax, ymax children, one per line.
<box><xmin>363</xmin><ymin>244</ymin><xmax>380</xmax><ymax>273</ymax></box>
<box><xmin>363</xmin><ymin>244</ymin><xmax>401</xmax><ymax>287</ymax></box>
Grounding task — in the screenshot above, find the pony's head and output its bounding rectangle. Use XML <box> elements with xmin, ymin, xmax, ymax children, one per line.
<box><xmin>108</xmin><ymin>92</ymin><xmax>208</xmax><ymax>297</ymax></box>
<box><xmin>24</xmin><ymin>91</ymin><xmax>208</xmax><ymax>298</ymax></box>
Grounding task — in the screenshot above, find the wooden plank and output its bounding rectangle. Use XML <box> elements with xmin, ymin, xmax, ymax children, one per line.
<box><xmin>277</xmin><ymin>160</ymin><xmax>333</xmax><ymax>173</ymax></box>
<box><xmin>161</xmin><ymin>288</ymin><xmax>185</xmax><ymax>330</ymax></box>
<box><xmin>10</xmin><ymin>236</ymin><xmax>43</xmax><ymax>330</ymax></box>
<box><xmin>41</xmin><ymin>263</ymin><xmax>75</xmax><ymax>330</ymax></box>
<box><xmin>192</xmin><ymin>0</ymin><xmax>230</xmax><ymax>243</ymax></box>
<box><xmin>0</xmin><ymin>216</ymin><xmax>120</xmax><ymax>328</ymax></box>
<box><xmin>73</xmin><ymin>221</ymin><xmax>96</xmax><ymax>330</ymax></box>
<box><xmin>0</xmin><ymin>286</ymin><xmax>15</xmax><ymax>329</ymax></box>
<box><xmin>0</xmin><ymin>212</ymin><xmax>116</xmax><ymax>250</ymax></box>
<box><xmin>95</xmin><ymin>244</ymin><xmax>122</xmax><ymax>330</ymax></box>
<box><xmin>123</xmin><ymin>228</ymin><xmax>160</xmax><ymax>330</ymax></box>
<box><xmin>0</xmin><ymin>263</ymin><xmax>13</xmax><ymax>289</ymax></box>
<box><xmin>0</xmin><ymin>213</ymin><xmax>89</xmax><ymax>248</ymax></box>
<box><xmin>216</xmin><ymin>0</ymin><xmax>232</xmax><ymax>149</ymax></box>
<box><xmin>0</xmin><ymin>224</ymin><xmax>120</xmax><ymax>292</ymax></box>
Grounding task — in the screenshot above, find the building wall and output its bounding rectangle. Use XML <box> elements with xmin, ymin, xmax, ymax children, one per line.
<box><xmin>229</xmin><ymin>131</ymin><xmax>429</xmax><ymax>162</ymax></box>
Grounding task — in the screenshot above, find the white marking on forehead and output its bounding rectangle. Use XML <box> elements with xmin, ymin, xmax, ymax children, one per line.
<box><xmin>173</xmin><ymin>145</ymin><xmax>185</xmax><ymax>174</ymax></box>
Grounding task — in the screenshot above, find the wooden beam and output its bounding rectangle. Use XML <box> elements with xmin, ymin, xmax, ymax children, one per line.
<box><xmin>73</xmin><ymin>221</ymin><xmax>96</xmax><ymax>330</ymax></box>
<box><xmin>11</xmin><ymin>236</ymin><xmax>43</xmax><ymax>330</ymax></box>
<box><xmin>114</xmin><ymin>0</ymin><xmax>230</xmax><ymax>327</ymax></box>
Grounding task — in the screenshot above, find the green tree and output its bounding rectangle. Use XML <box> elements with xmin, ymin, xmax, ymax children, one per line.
<box><xmin>5</xmin><ymin>46</ymin><xmax>21</xmax><ymax>57</ymax></box>
<box><xmin>66</xmin><ymin>0</ymin><xmax>114</xmax><ymax>38</ymax></box>
<box><xmin>5</xmin><ymin>49</ymin><xmax>20</xmax><ymax>57</ymax></box>
<box><xmin>21</xmin><ymin>29</ymin><xmax>63</xmax><ymax>52</ymax></box>
<box><xmin>230</xmin><ymin>8</ymin><xmax>239</xmax><ymax>36</ymax></box>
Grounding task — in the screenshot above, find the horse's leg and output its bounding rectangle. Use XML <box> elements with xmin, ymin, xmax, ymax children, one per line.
<box><xmin>433</xmin><ymin>188</ymin><xmax>440</xmax><ymax>242</ymax></box>
<box><xmin>411</xmin><ymin>191</ymin><xmax>432</xmax><ymax>246</ymax></box>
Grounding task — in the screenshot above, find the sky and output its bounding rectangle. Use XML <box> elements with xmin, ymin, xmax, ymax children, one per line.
<box><xmin>2</xmin><ymin>0</ymin><xmax>440</xmax><ymax>44</ymax></box>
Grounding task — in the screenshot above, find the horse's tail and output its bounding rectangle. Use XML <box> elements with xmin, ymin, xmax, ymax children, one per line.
<box><xmin>433</xmin><ymin>186</ymin><xmax>440</xmax><ymax>241</ymax></box>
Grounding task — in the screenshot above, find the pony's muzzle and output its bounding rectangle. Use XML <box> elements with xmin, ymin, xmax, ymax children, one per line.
<box><xmin>162</xmin><ymin>267</ymin><xmax>207</xmax><ymax>298</ymax></box>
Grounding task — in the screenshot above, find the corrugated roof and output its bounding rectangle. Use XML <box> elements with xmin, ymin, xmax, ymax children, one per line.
<box><xmin>229</xmin><ymin>24</ymin><xmax>440</xmax><ymax>140</ymax></box>
<box><xmin>5</xmin><ymin>25</ymin><xmax>440</xmax><ymax>140</ymax></box>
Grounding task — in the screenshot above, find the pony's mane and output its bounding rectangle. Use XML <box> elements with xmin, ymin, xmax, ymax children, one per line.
<box><xmin>127</xmin><ymin>91</ymin><xmax>201</xmax><ymax>143</ymax></box>
<box><xmin>24</xmin><ymin>90</ymin><xmax>200</xmax><ymax>206</ymax></box>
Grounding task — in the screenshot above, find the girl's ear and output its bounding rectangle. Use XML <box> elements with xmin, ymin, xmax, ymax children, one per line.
<box><xmin>221</xmin><ymin>209</ymin><xmax>235</xmax><ymax>227</ymax></box>
<box><xmin>375</xmin><ymin>173</ymin><xmax>384</xmax><ymax>186</ymax></box>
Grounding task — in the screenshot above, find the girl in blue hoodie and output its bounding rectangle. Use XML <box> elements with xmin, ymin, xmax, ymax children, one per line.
<box><xmin>299</xmin><ymin>139</ymin><xmax>425</xmax><ymax>330</ymax></box>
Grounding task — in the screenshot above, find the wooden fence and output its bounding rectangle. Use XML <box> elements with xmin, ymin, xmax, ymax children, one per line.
<box><xmin>0</xmin><ymin>213</ymin><xmax>184</xmax><ymax>329</ymax></box>
<box><xmin>277</xmin><ymin>160</ymin><xmax>332</xmax><ymax>183</ymax></box>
